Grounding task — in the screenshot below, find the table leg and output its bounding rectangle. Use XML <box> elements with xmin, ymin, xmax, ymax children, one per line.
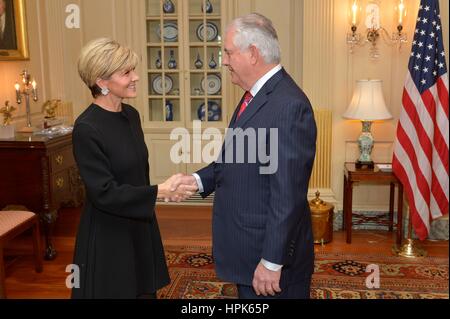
<box><xmin>32</xmin><ymin>219</ymin><xmax>43</xmax><ymax>273</ymax></box>
<box><xmin>389</xmin><ymin>183</ymin><xmax>395</xmax><ymax>232</ymax></box>
<box><xmin>397</xmin><ymin>183</ymin><xmax>404</xmax><ymax>246</ymax></box>
<box><xmin>343</xmin><ymin>175</ymin><xmax>347</xmax><ymax>231</ymax></box>
<box><xmin>345</xmin><ymin>178</ymin><xmax>353</xmax><ymax>244</ymax></box>
<box><xmin>41</xmin><ymin>210</ymin><xmax>58</xmax><ymax>260</ymax></box>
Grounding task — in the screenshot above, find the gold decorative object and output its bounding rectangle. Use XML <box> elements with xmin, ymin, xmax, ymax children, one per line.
<box><xmin>309</xmin><ymin>191</ymin><xmax>334</xmax><ymax>245</ymax></box>
<box><xmin>393</xmin><ymin>213</ymin><xmax>427</xmax><ymax>258</ymax></box>
<box><xmin>42</xmin><ymin>99</ymin><xmax>61</xmax><ymax>119</ymax></box>
<box><xmin>393</xmin><ymin>239</ymin><xmax>427</xmax><ymax>258</ymax></box>
<box><xmin>0</xmin><ymin>101</ymin><xmax>17</xmax><ymax>125</ymax></box>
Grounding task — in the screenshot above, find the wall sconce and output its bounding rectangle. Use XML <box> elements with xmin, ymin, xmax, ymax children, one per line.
<box><xmin>343</xmin><ymin>79</ymin><xmax>392</xmax><ymax>169</ymax></box>
<box><xmin>15</xmin><ymin>70</ymin><xmax>39</xmax><ymax>132</ymax></box>
<box><xmin>347</xmin><ymin>0</ymin><xmax>408</xmax><ymax>59</ymax></box>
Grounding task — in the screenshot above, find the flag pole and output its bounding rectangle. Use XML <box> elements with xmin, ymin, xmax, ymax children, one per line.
<box><xmin>393</xmin><ymin>208</ymin><xmax>427</xmax><ymax>258</ymax></box>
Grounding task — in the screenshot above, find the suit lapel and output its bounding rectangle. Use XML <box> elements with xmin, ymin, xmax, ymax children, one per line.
<box><xmin>222</xmin><ymin>68</ymin><xmax>286</xmax><ymax>151</ymax></box>
<box><xmin>233</xmin><ymin>68</ymin><xmax>285</xmax><ymax>129</ymax></box>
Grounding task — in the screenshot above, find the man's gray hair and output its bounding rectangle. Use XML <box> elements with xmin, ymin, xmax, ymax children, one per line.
<box><xmin>228</xmin><ymin>13</ymin><xmax>281</xmax><ymax>64</ymax></box>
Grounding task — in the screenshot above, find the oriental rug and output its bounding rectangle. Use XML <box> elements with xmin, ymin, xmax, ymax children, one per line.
<box><xmin>157</xmin><ymin>245</ymin><xmax>449</xmax><ymax>299</ymax></box>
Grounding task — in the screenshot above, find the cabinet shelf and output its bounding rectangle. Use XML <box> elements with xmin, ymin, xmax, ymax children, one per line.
<box><xmin>146</xmin><ymin>15</ymin><xmax>178</xmax><ymax>20</ymax></box>
<box><xmin>190</xmin><ymin>96</ymin><xmax>222</xmax><ymax>99</ymax></box>
<box><xmin>189</xmin><ymin>14</ymin><xmax>221</xmax><ymax>20</ymax></box>
<box><xmin>189</xmin><ymin>42</ymin><xmax>222</xmax><ymax>47</ymax></box>
<box><xmin>189</xmin><ymin>69</ymin><xmax>221</xmax><ymax>73</ymax></box>
<box><xmin>147</xmin><ymin>43</ymin><xmax>180</xmax><ymax>47</ymax></box>
<box><xmin>149</xmin><ymin>95</ymin><xmax>181</xmax><ymax>99</ymax></box>
<box><xmin>147</xmin><ymin>69</ymin><xmax>181</xmax><ymax>73</ymax></box>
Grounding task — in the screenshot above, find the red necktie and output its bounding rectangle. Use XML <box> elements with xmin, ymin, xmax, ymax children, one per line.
<box><xmin>237</xmin><ymin>91</ymin><xmax>253</xmax><ymax>119</ymax></box>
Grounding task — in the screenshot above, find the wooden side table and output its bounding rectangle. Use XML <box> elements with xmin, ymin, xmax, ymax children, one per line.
<box><xmin>343</xmin><ymin>163</ymin><xmax>403</xmax><ymax>245</ymax></box>
<box><xmin>0</xmin><ymin>132</ymin><xmax>84</xmax><ymax>259</ymax></box>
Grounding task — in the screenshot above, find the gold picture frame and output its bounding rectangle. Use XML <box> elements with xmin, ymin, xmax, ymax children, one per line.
<box><xmin>0</xmin><ymin>0</ymin><xmax>29</xmax><ymax>60</ymax></box>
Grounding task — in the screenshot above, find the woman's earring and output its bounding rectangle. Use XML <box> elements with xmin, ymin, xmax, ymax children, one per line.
<box><xmin>101</xmin><ymin>87</ymin><xmax>110</xmax><ymax>96</ymax></box>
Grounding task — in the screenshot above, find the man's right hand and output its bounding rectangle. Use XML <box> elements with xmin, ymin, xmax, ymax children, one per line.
<box><xmin>157</xmin><ymin>173</ymin><xmax>198</xmax><ymax>202</ymax></box>
<box><xmin>170</xmin><ymin>174</ymin><xmax>198</xmax><ymax>192</ymax></box>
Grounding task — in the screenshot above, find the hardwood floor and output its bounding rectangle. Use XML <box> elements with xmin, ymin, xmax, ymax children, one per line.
<box><xmin>2</xmin><ymin>205</ymin><xmax>448</xmax><ymax>299</ymax></box>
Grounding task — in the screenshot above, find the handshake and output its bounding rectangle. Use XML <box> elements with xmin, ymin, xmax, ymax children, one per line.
<box><xmin>157</xmin><ymin>173</ymin><xmax>199</xmax><ymax>203</ymax></box>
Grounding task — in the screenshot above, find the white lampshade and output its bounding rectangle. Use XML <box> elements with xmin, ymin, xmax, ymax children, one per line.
<box><xmin>343</xmin><ymin>79</ymin><xmax>393</xmax><ymax>121</ymax></box>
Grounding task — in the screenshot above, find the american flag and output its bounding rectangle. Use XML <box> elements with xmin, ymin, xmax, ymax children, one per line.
<box><xmin>393</xmin><ymin>0</ymin><xmax>449</xmax><ymax>240</ymax></box>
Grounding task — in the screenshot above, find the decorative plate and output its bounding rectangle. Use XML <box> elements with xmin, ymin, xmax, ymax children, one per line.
<box><xmin>201</xmin><ymin>74</ymin><xmax>221</xmax><ymax>95</ymax></box>
<box><xmin>156</xmin><ymin>22</ymin><xmax>178</xmax><ymax>42</ymax></box>
<box><xmin>152</xmin><ymin>75</ymin><xmax>173</xmax><ymax>95</ymax></box>
<box><xmin>197</xmin><ymin>101</ymin><xmax>221</xmax><ymax>121</ymax></box>
<box><xmin>196</xmin><ymin>22</ymin><xmax>219</xmax><ymax>42</ymax></box>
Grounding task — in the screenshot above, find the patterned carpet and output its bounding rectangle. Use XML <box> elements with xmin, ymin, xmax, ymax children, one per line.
<box><xmin>158</xmin><ymin>245</ymin><xmax>449</xmax><ymax>299</ymax></box>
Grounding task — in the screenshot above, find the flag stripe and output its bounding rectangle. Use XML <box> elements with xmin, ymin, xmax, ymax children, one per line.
<box><xmin>434</xmin><ymin>84</ymin><xmax>449</xmax><ymax>150</ymax></box>
<box><xmin>396</xmin><ymin>123</ymin><xmax>431</xmax><ymax>206</ymax></box>
<box><xmin>392</xmin><ymin>151</ymin><xmax>430</xmax><ymax>240</ymax></box>
<box><xmin>403</xmin><ymin>79</ymin><xmax>433</xmax><ymax>163</ymax></box>
<box><xmin>421</xmin><ymin>90</ymin><xmax>449</xmax><ymax>172</ymax></box>
<box><xmin>437</xmin><ymin>75</ymin><xmax>449</xmax><ymax>118</ymax></box>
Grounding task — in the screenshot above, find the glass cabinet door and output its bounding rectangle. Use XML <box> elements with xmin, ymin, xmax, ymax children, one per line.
<box><xmin>145</xmin><ymin>0</ymin><xmax>226</xmax><ymax>128</ymax></box>
<box><xmin>146</xmin><ymin>0</ymin><xmax>182</xmax><ymax>124</ymax></box>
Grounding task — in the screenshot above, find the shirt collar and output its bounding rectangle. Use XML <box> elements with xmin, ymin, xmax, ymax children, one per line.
<box><xmin>249</xmin><ymin>64</ymin><xmax>282</xmax><ymax>97</ymax></box>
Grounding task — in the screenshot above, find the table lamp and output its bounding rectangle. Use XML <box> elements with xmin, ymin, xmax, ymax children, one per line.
<box><xmin>343</xmin><ymin>79</ymin><xmax>392</xmax><ymax>169</ymax></box>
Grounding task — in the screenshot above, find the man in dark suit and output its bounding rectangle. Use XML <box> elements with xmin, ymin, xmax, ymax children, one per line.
<box><xmin>0</xmin><ymin>0</ymin><xmax>17</xmax><ymax>50</ymax></box>
<box><xmin>173</xmin><ymin>13</ymin><xmax>317</xmax><ymax>299</ymax></box>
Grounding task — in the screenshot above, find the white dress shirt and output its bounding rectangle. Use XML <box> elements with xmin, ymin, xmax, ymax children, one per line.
<box><xmin>193</xmin><ymin>64</ymin><xmax>284</xmax><ymax>272</ymax></box>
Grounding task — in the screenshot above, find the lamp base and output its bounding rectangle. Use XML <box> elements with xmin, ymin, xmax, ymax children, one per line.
<box><xmin>355</xmin><ymin>160</ymin><xmax>374</xmax><ymax>169</ymax></box>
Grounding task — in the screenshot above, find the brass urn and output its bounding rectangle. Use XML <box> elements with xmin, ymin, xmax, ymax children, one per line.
<box><xmin>309</xmin><ymin>191</ymin><xmax>334</xmax><ymax>244</ymax></box>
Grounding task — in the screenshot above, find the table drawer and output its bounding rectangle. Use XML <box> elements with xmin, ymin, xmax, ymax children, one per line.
<box><xmin>50</xmin><ymin>147</ymin><xmax>75</xmax><ymax>174</ymax></box>
<box><xmin>51</xmin><ymin>170</ymin><xmax>71</xmax><ymax>205</ymax></box>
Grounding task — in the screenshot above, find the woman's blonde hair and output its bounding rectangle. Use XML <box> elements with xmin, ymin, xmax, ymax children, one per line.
<box><xmin>77</xmin><ymin>38</ymin><xmax>139</xmax><ymax>97</ymax></box>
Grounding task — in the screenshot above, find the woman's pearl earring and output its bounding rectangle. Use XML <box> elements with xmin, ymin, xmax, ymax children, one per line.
<box><xmin>101</xmin><ymin>87</ymin><xmax>110</xmax><ymax>96</ymax></box>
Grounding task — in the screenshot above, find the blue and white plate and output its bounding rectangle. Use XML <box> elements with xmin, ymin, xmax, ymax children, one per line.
<box><xmin>196</xmin><ymin>22</ymin><xmax>219</xmax><ymax>42</ymax></box>
<box><xmin>201</xmin><ymin>74</ymin><xmax>221</xmax><ymax>95</ymax></box>
<box><xmin>197</xmin><ymin>101</ymin><xmax>221</xmax><ymax>121</ymax></box>
<box><xmin>156</xmin><ymin>22</ymin><xmax>178</xmax><ymax>42</ymax></box>
<box><xmin>152</xmin><ymin>74</ymin><xmax>173</xmax><ymax>95</ymax></box>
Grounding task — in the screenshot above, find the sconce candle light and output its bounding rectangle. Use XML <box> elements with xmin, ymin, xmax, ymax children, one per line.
<box><xmin>347</xmin><ymin>0</ymin><xmax>408</xmax><ymax>59</ymax></box>
<box><xmin>15</xmin><ymin>70</ymin><xmax>39</xmax><ymax>132</ymax></box>
<box><xmin>343</xmin><ymin>79</ymin><xmax>392</xmax><ymax>169</ymax></box>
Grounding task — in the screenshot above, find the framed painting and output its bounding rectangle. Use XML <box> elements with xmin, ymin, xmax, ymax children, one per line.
<box><xmin>0</xmin><ymin>0</ymin><xmax>29</xmax><ymax>60</ymax></box>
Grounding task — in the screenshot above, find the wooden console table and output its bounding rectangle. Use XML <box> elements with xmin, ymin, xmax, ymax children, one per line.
<box><xmin>343</xmin><ymin>163</ymin><xmax>403</xmax><ymax>245</ymax></box>
<box><xmin>0</xmin><ymin>132</ymin><xmax>84</xmax><ymax>260</ymax></box>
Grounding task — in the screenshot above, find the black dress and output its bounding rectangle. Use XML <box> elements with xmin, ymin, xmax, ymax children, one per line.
<box><xmin>71</xmin><ymin>103</ymin><xmax>170</xmax><ymax>298</ymax></box>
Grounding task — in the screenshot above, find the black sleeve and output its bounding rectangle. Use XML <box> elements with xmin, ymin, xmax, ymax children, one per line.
<box><xmin>73</xmin><ymin>122</ymin><xmax>158</xmax><ymax>220</ymax></box>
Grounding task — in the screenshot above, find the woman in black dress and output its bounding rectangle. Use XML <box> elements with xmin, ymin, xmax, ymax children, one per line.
<box><xmin>72</xmin><ymin>38</ymin><xmax>197</xmax><ymax>298</ymax></box>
